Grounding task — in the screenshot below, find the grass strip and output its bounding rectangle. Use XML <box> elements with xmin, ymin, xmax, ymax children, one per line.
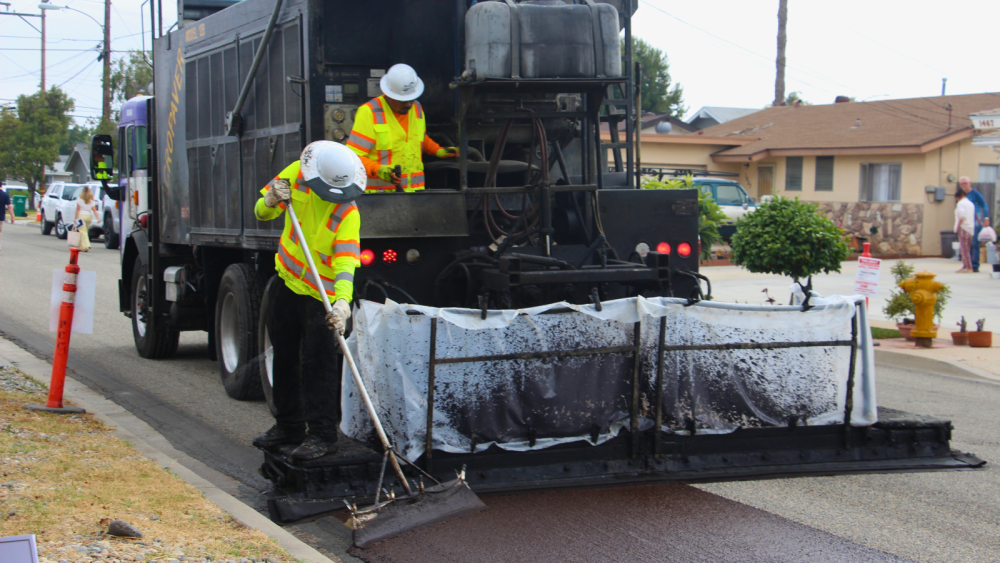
<box><xmin>0</xmin><ymin>366</ymin><xmax>296</xmax><ymax>563</ymax></box>
<box><xmin>871</xmin><ymin>327</ymin><xmax>901</xmax><ymax>339</ymax></box>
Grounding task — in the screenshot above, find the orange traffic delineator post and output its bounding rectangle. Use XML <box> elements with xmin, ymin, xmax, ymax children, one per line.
<box><xmin>25</xmin><ymin>247</ymin><xmax>86</xmax><ymax>414</ymax></box>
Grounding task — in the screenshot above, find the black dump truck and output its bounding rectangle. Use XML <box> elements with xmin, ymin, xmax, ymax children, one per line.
<box><xmin>92</xmin><ymin>0</ymin><xmax>983</xmax><ymax>525</ymax></box>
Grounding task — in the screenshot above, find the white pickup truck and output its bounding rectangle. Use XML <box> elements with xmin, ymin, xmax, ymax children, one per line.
<box><xmin>40</xmin><ymin>182</ymin><xmax>105</xmax><ymax>241</ymax></box>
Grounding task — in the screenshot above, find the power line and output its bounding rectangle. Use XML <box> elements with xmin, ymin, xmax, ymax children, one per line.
<box><xmin>638</xmin><ymin>0</ymin><xmax>859</xmax><ymax>96</ymax></box>
<box><xmin>57</xmin><ymin>57</ymin><xmax>99</xmax><ymax>88</ymax></box>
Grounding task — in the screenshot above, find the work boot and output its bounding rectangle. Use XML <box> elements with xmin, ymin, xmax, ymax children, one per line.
<box><xmin>289</xmin><ymin>435</ymin><xmax>339</xmax><ymax>460</ymax></box>
<box><xmin>252</xmin><ymin>425</ymin><xmax>306</xmax><ymax>448</ymax></box>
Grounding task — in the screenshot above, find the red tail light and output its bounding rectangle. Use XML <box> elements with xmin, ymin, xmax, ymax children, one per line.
<box><xmin>656</xmin><ymin>242</ymin><xmax>671</xmax><ymax>255</ymax></box>
<box><xmin>138</xmin><ymin>213</ymin><xmax>149</xmax><ymax>229</ymax></box>
<box><xmin>360</xmin><ymin>249</ymin><xmax>375</xmax><ymax>266</ymax></box>
<box><xmin>677</xmin><ymin>242</ymin><xmax>692</xmax><ymax>257</ymax></box>
<box><xmin>382</xmin><ymin>248</ymin><xmax>398</xmax><ymax>265</ymax></box>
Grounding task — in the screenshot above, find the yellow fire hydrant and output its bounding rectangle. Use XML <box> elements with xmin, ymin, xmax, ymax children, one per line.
<box><xmin>899</xmin><ymin>270</ymin><xmax>944</xmax><ymax>347</ymax></box>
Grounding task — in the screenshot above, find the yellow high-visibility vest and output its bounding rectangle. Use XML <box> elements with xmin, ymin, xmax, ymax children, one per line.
<box><xmin>254</xmin><ymin>161</ymin><xmax>361</xmax><ymax>303</ymax></box>
<box><xmin>347</xmin><ymin>95</ymin><xmax>426</xmax><ymax>192</ymax></box>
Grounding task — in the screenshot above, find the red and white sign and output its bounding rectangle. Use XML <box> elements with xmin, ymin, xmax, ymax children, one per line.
<box><xmin>853</xmin><ymin>256</ymin><xmax>882</xmax><ymax>297</ymax></box>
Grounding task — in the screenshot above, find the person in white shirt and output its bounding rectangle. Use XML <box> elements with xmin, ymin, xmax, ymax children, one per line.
<box><xmin>74</xmin><ymin>186</ymin><xmax>99</xmax><ymax>252</ymax></box>
<box><xmin>955</xmin><ymin>190</ymin><xmax>975</xmax><ymax>273</ymax></box>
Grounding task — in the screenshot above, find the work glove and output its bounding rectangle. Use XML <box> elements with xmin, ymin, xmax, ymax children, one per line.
<box><xmin>377</xmin><ymin>165</ymin><xmax>402</xmax><ymax>186</ymax></box>
<box><xmin>264</xmin><ymin>178</ymin><xmax>291</xmax><ymax>208</ymax></box>
<box><xmin>325</xmin><ymin>299</ymin><xmax>352</xmax><ymax>333</ymax></box>
<box><xmin>435</xmin><ymin>147</ymin><xmax>459</xmax><ymax>159</ymax></box>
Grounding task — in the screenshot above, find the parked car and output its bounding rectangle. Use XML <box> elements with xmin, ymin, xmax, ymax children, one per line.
<box><xmin>40</xmin><ymin>182</ymin><xmax>104</xmax><ymax>241</ymax></box>
<box><xmin>691</xmin><ymin>178</ymin><xmax>758</xmax><ymax>240</ymax></box>
<box><xmin>94</xmin><ymin>181</ymin><xmax>121</xmax><ymax>249</ymax></box>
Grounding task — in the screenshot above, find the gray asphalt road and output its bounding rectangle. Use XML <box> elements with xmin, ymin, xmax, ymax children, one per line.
<box><xmin>0</xmin><ymin>224</ymin><xmax>994</xmax><ymax>562</ymax></box>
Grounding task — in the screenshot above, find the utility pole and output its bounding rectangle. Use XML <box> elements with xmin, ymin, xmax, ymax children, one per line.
<box><xmin>773</xmin><ymin>0</ymin><xmax>787</xmax><ymax>106</ymax></box>
<box><xmin>40</xmin><ymin>5</ymin><xmax>46</xmax><ymax>91</ymax></box>
<box><xmin>102</xmin><ymin>0</ymin><xmax>112</xmax><ymax>124</ymax></box>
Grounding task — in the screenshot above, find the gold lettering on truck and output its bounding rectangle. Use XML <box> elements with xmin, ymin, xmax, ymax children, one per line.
<box><xmin>163</xmin><ymin>46</ymin><xmax>185</xmax><ymax>188</ymax></box>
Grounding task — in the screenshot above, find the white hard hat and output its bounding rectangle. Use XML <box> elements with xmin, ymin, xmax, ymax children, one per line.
<box><xmin>380</xmin><ymin>63</ymin><xmax>424</xmax><ymax>102</ymax></box>
<box><xmin>300</xmin><ymin>141</ymin><xmax>366</xmax><ymax>203</ymax></box>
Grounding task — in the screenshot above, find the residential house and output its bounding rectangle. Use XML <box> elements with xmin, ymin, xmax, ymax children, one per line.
<box><xmin>686</xmin><ymin>106</ymin><xmax>761</xmax><ymax>131</ymax></box>
<box><xmin>622</xmin><ymin>93</ymin><xmax>1000</xmax><ymax>256</ymax></box>
<box><xmin>64</xmin><ymin>142</ymin><xmax>92</xmax><ymax>183</ymax></box>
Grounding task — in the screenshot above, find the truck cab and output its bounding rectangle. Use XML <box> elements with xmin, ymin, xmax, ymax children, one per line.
<box><xmin>113</xmin><ymin>96</ymin><xmax>152</xmax><ymax>253</ymax></box>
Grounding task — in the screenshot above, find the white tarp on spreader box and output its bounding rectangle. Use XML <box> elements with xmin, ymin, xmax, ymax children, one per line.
<box><xmin>341</xmin><ymin>295</ymin><xmax>876</xmax><ymax>463</ymax></box>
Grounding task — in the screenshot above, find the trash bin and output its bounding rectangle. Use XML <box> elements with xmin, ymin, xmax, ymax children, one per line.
<box><xmin>11</xmin><ymin>195</ymin><xmax>26</xmax><ymax>217</ymax></box>
<box><xmin>940</xmin><ymin>230</ymin><xmax>958</xmax><ymax>259</ymax></box>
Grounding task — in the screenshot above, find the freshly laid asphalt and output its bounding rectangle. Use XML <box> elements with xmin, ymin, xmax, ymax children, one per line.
<box><xmin>1</xmin><ymin>220</ymin><xmax>997</xmax><ymax>562</ymax></box>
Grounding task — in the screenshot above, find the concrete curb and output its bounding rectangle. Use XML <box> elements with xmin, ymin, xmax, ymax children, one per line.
<box><xmin>874</xmin><ymin>348</ymin><xmax>1000</xmax><ymax>383</ymax></box>
<box><xmin>0</xmin><ymin>337</ymin><xmax>339</xmax><ymax>563</ymax></box>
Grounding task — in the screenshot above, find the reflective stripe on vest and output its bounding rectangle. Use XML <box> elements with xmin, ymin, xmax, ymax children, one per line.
<box><xmin>365</xmin><ymin>172</ymin><xmax>425</xmax><ymax>191</ymax></box>
<box><xmin>415</xmin><ymin>102</ymin><xmax>423</xmax><ymax>119</ymax></box>
<box><xmin>367</xmin><ymin>99</ymin><xmax>386</xmax><ymax>125</ymax></box>
<box><xmin>379</xmin><ymin>149</ymin><xmax>391</xmax><ymax>166</ymax></box>
<box><xmin>326</xmin><ymin>204</ymin><xmax>357</xmax><ymax>231</ymax></box>
<box><xmin>347</xmin><ymin>131</ymin><xmax>376</xmax><ymax>152</ymax></box>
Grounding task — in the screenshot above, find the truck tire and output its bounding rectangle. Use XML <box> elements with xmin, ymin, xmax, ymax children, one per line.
<box><xmin>215</xmin><ymin>264</ymin><xmax>266</xmax><ymax>401</ymax></box>
<box><xmin>41</xmin><ymin>216</ymin><xmax>53</xmax><ymax>235</ymax></box>
<box><xmin>103</xmin><ymin>214</ymin><xmax>119</xmax><ymax>249</ymax></box>
<box><xmin>55</xmin><ymin>213</ymin><xmax>68</xmax><ymax>240</ymax></box>
<box><xmin>131</xmin><ymin>256</ymin><xmax>180</xmax><ymax>359</ymax></box>
<box><xmin>258</xmin><ymin>275</ymin><xmax>278</xmax><ymax>416</ymax></box>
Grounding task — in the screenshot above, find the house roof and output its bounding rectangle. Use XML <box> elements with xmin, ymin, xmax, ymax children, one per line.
<box><xmin>44</xmin><ymin>154</ymin><xmax>70</xmax><ymax>176</ymax></box>
<box><xmin>64</xmin><ymin>142</ymin><xmax>92</xmax><ymax>174</ymax></box>
<box><xmin>600</xmin><ymin>113</ymin><xmax>697</xmax><ymax>134</ymax></box>
<box><xmin>686</xmin><ymin>106</ymin><xmax>761</xmax><ymax>125</ymax></box>
<box><xmin>698</xmin><ymin>93</ymin><xmax>1000</xmax><ymax>162</ymax></box>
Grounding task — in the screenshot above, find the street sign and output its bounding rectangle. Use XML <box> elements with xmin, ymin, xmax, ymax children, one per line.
<box><xmin>0</xmin><ymin>535</ymin><xmax>38</xmax><ymax>563</ymax></box>
<box><xmin>853</xmin><ymin>256</ymin><xmax>882</xmax><ymax>298</ymax></box>
<box><xmin>49</xmin><ymin>269</ymin><xmax>96</xmax><ymax>334</ymax></box>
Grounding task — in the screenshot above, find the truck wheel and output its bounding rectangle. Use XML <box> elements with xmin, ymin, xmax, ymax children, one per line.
<box><xmin>258</xmin><ymin>275</ymin><xmax>278</xmax><ymax>416</ymax></box>
<box><xmin>55</xmin><ymin>214</ymin><xmax>68</xmax><ymax>240</ymax></box>
<box><xmin>215</xmin><ymin>263</ymin><xmax>266</xmax><ymax>401</ymax></box>
<box><xmin>131</xmin><ymin>256</ymin><xmax>180</xmax><ymax>359</ymax></box>
<box><xmin>103</xmin><ymin>214</ymin><xmax>119</xmax><ymax>249</ymax></box>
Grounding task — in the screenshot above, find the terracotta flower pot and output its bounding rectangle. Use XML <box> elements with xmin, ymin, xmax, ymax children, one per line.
<box><xmin>952</xmin><ymin>332</ymin><xmax>969</xmax><ymax>346</ymax></box>
<box><xmin>896</xmin><ymin>323</ymin><xmax>940</xmax><ymax>341</ymax></box>
<box><xmin>968</xmin><ymin>331</ymin><xmax>992</xmax><ymax>348</ymax></box>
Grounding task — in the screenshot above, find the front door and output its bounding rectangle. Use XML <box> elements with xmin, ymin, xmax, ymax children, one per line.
<box><xmin>758</xmin><ymin>165</ymin><xmax>775</xmax><ymax>197</ymax></box>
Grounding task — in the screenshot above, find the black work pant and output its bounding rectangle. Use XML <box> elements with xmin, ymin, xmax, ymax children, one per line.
<box><xmin>267</xmin><ymin>277</ymin><xmax>341</xmax><ymax>441</ymax></box>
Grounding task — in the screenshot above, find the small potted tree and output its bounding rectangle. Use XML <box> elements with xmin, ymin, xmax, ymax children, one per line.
<box><xmin>882</xmin><ymin>260</ymin><xmax>949</xmax><ymax>340</ymax></box>
<box><xmin>953</xmin><ymin>316</ymin><xmax>969</xmax><ymax>346</ymax></box>
<box><xmin>731</xmin><ymin>196</ymin><xmax>850</xmax><ymax>301</ymax></box>
<box><xmin>968</xmin><ymin>319</ymin><xmax>992</xmax><ymax>348</ymax></box>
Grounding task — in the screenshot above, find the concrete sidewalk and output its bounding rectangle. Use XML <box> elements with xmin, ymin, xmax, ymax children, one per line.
<box><xmin>703</xmin><ymin>256</ymin><xmax>1000</xmax><ymax>382</ymax></box>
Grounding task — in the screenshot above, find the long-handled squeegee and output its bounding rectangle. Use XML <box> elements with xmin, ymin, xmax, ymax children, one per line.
<box><xmin>285</xmin><ymin>204</ymin><xmax>486</xmax><ymax>547</ymax></box>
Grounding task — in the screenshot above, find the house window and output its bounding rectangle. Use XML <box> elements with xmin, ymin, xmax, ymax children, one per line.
<box><xmin>785</xmin><ymin>156</ymin><xmax>803</xmax><ymax>191</ymax></box>
<box><xmin>980</xmin><ymin>164</ymin><xmax>999</xmax><ymax>184</ymax></box>
<box><xmin>859</xmin><ymin>163</ymin><xmax>901</xmax><ymax>202</ymax></box>
<box><xmin>815</xmin><ymin>156</ymin><xmax>834</xmax><ymax>191</ymax></box>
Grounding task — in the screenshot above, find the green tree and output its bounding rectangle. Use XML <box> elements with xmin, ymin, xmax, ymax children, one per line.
<box><xmin>59</xmin><ymin>119</ymin><xmax>96</xmax><ymax>155</ymax></box>
<box><xmin>784</xmin><ymin>91</ymin><xmax>811</xmax><ymax>106</ymax></box>
<box><xmin>628</xmin><ymin>37</ymin><xmax>685</xmax><ymax>117</ymax></box>
<box><xmin>730</xmin><ymin>196</ymin><xmax>849</xmax><ymax>283</ymax></box>
<box><xmin>107</xmin><ymin>50</ymin><xmax>153</xmax><ymax>110</ymax></box>
<box><xmin>0</xmin><ymin>89</ymin><xmax>74</xmax><ymax>209</ymax></box>
<box><xmin>642</xmin><ymin>175</ymin><xmax>726</xmax><ymax>260</ymax></box>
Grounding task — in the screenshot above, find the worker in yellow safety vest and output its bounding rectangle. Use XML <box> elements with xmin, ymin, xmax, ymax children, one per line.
<box><xmin>251</xmin><ymin>140</ymin><xmax>365</xmax><ymax>461</ymax></box>
<box><xmin>347</xmin><ymin>63</ymin><xmax>458</xmax><ymax>192</ymax></box>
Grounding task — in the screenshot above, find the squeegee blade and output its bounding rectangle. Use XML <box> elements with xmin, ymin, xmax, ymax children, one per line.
<box><xmin>352</xmin><ymin>478</ymin><xmax>487</xmax><ymax>548</ymax></box>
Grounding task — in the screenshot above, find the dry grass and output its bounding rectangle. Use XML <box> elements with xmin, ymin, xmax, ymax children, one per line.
<box><xmin>0</xmin><ymin>367</ymin><xmax>295</xmax><ymax>562</ymax></box>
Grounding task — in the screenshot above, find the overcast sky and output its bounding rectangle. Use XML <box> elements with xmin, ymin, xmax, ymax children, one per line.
<box><xmin>1</xmin><ymin>0</ymin><xmax>997</xmax><ymax>126</ymax></box>
<box><xmin>633</xmin><ymin>0</ymin><xmax>999</xmax><ymax>115</ymax></box>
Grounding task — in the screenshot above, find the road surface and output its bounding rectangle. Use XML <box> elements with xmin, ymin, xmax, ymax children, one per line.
<box><xmin>0</xmin><ymin>224</ymin><xmax>995</xmax><ymax>562</ymax></box>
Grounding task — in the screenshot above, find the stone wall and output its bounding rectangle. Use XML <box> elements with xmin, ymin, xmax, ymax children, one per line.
<box><xmin>816</xmin><ymin>202</ymin><xmax>924</xmax><ymax>255</ymax></box>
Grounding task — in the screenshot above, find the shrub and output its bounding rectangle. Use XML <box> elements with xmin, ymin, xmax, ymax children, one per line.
<box><xmin>882</xmin><ymin>260</ymin><xmax>950</xmax><ymax>323</ymax></box>
<box><xmin>729</xmin><ymin>196</ymin><xmax>849</xmax><ymax>281</ymax></box>
<box><xmin>642</xmin><ymin>175</ymin><xmax>726</xmax><ymax>260</ymax></box>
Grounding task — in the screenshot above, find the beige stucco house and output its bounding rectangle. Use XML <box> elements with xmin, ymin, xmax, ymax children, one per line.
<box><xmin>613</xmin><ymin>93</ymin><xmax>1000</xmax><ymax>256</ymax></box>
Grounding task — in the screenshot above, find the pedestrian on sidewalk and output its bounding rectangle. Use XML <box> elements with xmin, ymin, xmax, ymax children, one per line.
<box><xmin>955</xmin><ymin>189</ymin><xmax>975</xmax><ymax>273</ymax></box>
<box><xmin>0</xmin><ymin>188</ymin><xmax>12</xmax><ymax>253</ymax></box>
<box><xmin>74</xmin><ymin>186</ymin><xmax>98</xmax><ymax>252</ymax></box>
<box><xmin>959</xmin><ymin>177</ymin><xmax>989</xmax><ymax>272</ymax></box>
<box><xmin>977</xmin><ymin>216</ymin><xmax>997</xmax><ymax>266</ymax></box>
